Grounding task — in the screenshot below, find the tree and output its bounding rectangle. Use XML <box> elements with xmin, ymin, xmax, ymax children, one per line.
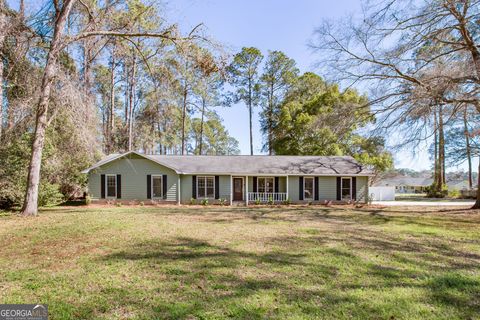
<box><xmin>228</xmin><ymin>47</ymin><xmax>263</xmax><ymax>155</ymax></box>
<box><xmin>20</xmin><ymin>0</ymin><xmax>197</xmax><ymax>215</ymax></box>
<box><xmin>271</xmin><ymin>72</ymin><xmax>393</xmax><ymax>174</ymax></box>
<box><xmin>191</xmin><ymin>112</ymin><xmax>240</xmax><ymax>155</ymax></box>
<box><xmin>260</xmin><ymin>51</ymin><xmax>298</xmax><ymax>154</ymax></box>
<box><xmin>312</xmin><ymin>0</ymin><xmax>480</xmax><ymax>207</ymax></box>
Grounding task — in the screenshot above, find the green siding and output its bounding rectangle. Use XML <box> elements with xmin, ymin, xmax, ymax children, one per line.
<box><xmin>180</xmin><ymin>174</ymin><xmax>231</xmax><ymax>203</ymax></box>
<box><xmin>288</xmin><ymin>176</ymin><xmax>300</xmax><ymax>201</ymax></box>
<box><xmin>318</xmin><ymin>176</ymin><xmax>337</xmax><ymax>201</ymax></box>
<box><xmin>88</xmin><ymin>155</ymin><xmax>179</xmax><ymax>201</ymax></box>
<box><xmin>356</xmin><ymin>176</ymin><xmax>369</xmax><ymax>203</ymax></box>
<box><xmin>289</xmin><ymin>175</ymin><xmax>369</xmax><ymax>203</ymax></box>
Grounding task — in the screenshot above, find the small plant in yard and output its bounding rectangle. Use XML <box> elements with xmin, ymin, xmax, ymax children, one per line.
<box><xmin>283</xmin><ymin>198</ymin><xmax>291</xmax><ymax>205</ymax></box>
<box><xmin>201</xmin><ymin>199</ymin><xmax>209</xmax><ymax>206</ymax></box>
<box><xmin>255</xmin><ymin>199</ymin><xmax>261</xmax><ymax>205</ymax></box>
<box><xmin>85</xmin><ymin>195</ymin><xmax>91</xmax><ymax>205</ymax></box>
<box><xmin>448</xmin><ymin>189</ymin><xmax>460</xmax><ymax>198</ymax></box>
<box><xmin>219</xmin><ymin>198</ymin><xmax>227</xmax><ymax>206</ymax></box>
<box><xmin>190</xmin><ymin>198</ymin><xmax>197</xmax><ymax>205</ymax></box>
<box><xmin>115</xmin><ymin>202</ymin><xmax>122</xmax><ymax>207</ymax></box>
<box><xmin>139</xmin><ymin>201</ymin><xmax>145</xmax><ymax>206</ymax></box>
<box><xmin>267</xmin><ymin>196</ymin><xmax>274</xmax><ymax>205</ymax></box>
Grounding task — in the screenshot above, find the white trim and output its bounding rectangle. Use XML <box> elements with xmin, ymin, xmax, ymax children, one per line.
<box><xmin>177</xmin><ymin>175</ymin><xmax>181</xmax><ymax>205</ymax></box>
<box><xmin>196</xmin><ymin>176</ymin><xmax>215</xmax><ymax>199</ymax></box>
<box><xmin>230</xmin><ymin>175</ymin><xmax>233</xmax><ymax>205</ymax></box>
<box><xmin>257</xmin><ymin>176</ymin><xmax>275</xmax><ymax>194</ymax></box>
<box><xmin>180</xmin><ymin>172</ymin><xmax>374</xmax><ymax>177</ymax></box>
<box><xmin>246</xmin><ymin>176</ymin><xmax>249</xmax><ymax>206</ymax></box>
<box><xmin>341</xmin><ymin>177</ymin><xmax>352</xmax><ymax>201</ymax></box>
<box><xmin>286</xmin><ymin>175</ymin><xmax>289</xmax><ymax>200</ymax></box>
<box><xmin>82</xmin><ymin>151</ymin><xmax>180</xmax><ymax>174</ymax></box>
<box><xmin>105</xmin><ymin>174</ymin><xmax>117</xmax><ymax>198</ymax></box>
<box><xmin>303</xmin><ymin>177</ymin><xmax>315</xmax><ymax>200</ymax></box>
<box><xmin>151</xmin><ymin>175</ymin><xmax>163</xmax><ymax>199</ymax></box>
<box><xmin>232</xmin><ymin>176</ymin><xmax>245</xmax><ymax>201</ymax></box>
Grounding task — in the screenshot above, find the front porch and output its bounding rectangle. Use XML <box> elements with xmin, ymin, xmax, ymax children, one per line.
<box><xmin>230</xmin><ymin>175</ymin><xmax>289</xmax><ymax>205</ymax></box>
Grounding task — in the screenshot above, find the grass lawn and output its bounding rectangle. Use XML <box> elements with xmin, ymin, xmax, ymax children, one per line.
<box><xmin>0</xmin><ymin>205</ymin><xmax>479</xmax><ymax>319</ymax></box>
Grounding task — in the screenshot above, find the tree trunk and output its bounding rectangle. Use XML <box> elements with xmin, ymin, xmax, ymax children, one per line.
<box><xmin>463</xmin><ymin>107</ymin><xmax>473</xmax><ymax>189</ymax></box>
<box><xmin>0</xmin><ymin>0</ymin><xmax>6</xmax><ymax>141</ymax></box>
<box><xmin>472</xmin><ymin>158</ymin><xmax>480</xmax><ymax>209</ymax></box>
<box><xmin>181</xmin><ymin>86</ymin><xmax>187</xmax><ymax>155</ymax></box>
<box><xmin>433</xmin><ymin>108</ymin><xmax>439</xmax><ymax>188</ymax></box>
<box><xmin>248</xmin><ymin>79</ymin><xmax>253</xmax><ymax>155</ymax></box>
<box><xmin>21</xmin><ymin>0</ymin><xmax>76</xmax><ymax>216</ymax></box>
<box><xmin>127</xmin><ymin>52</ymin><xmax>136</xmax><ymax>151</ymax></box>
<box><xmin>106</xmin><ymin>43</ymin><xmax>116</xmax><ymax>153</ymax></box>
<box><xmin>0</xmin><ymin>50</ymin><xmax>3</xmax><ymax>141</ymax></box>
<box><xmin>268</xmin><ymin>84</ymin><xmax>274</xmax><ymax>155</ymax></box>
<box><xmin>199</xmin><ymin>97</ymin><xmax>205</xmax><ymax>155</ymax></box>
<box><xmin>438</xmin><ymin>104</ymin><xmax>446</xmax><ymax>190</ymax></box>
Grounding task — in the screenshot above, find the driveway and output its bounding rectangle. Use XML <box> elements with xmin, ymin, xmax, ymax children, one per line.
<box><xmin>372</xmin><ymin>200</ymin><xmax>476</xmax><ymax>206</ymax></box>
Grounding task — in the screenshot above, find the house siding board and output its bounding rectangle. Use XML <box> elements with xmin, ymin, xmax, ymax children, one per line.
<box><xmin>318</xmin><ymin>176</ymin><xmax>337</xmax><ymax>201</ymax></box>
<box><xmin>356</xmin><ymin>176</ymin><xmax>368</xmax><ymax>203</ymax></box>
<box><xmin>87</xmin><ymin>157</ymin><xmax>178</xmax><ymax>201</ymax></box>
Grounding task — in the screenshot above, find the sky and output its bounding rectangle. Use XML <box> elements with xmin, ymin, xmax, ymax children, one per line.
<box><xmin>162</xmin><ymin>0</ymin><xmax>466</xmax><ymax>171</ymax></box>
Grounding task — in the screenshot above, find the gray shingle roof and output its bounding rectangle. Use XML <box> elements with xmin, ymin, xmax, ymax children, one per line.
<box><xmin>83</xmin><ymin>152</ymin><xmax>374</xmax><ymax>176</ymax></box>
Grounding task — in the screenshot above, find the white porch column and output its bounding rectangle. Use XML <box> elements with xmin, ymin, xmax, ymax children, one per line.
<box><xmin>246</xmin><ymin>175</ymin><xmax>249</xmax><ymax>206</ymax></box>
<box><xmin>230</xmin><ymin>175</ymin><xmax>233</xmax><ymax>206</ymax></box>
<box><xmin>286</xmin><ymin>175</ymin><xmax>289</xmax><ymax>201</ymax></box>
<box><xmin>177</xmin><ymin>175</ymin><xmax>181</xmax><ymax>205</ymax></box>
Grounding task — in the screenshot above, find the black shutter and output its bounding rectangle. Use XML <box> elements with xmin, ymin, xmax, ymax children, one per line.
<box><xmin>253</xmin><ymin>177</ymin><xmax>257</xmax><ymax>192</ymax></box>
<box><xmin>336</xmin><ymin>177</ymin><xmax>341</xmax><ymax>201</ymax></box>
<box><xmin>116</xmin><ymin>174</ymin><xmax>121</xmax><ymax>199</ymax></box>
<box><xmin>215</xmin><ymin>176</ymin><xmax>220</xmax><ymax>199</ymax></box>
<box><xmin>352</xmin><ymin>177</ymin><xmax>357</xmax><ymax>200</ymax></box>
<box><xmin>299</xmin><ymin>176</ymin><xmax>304</xmax><ymax>201</ymax></box>
<box><xmin>314</xmin><ymin>177</ymin><xmax>319</xmax><ymax>201</ymax></box>
<box><xmin>100</xmin><ymin>174</ymin><xmax>105</xmax><ymax>199</ymax></box>
<box><xmin>274</xmin><ymin>177</ymin><xmax>279</xmax><ymax>193</ymax></box>
<box><xmin>192</xmin><ymin>175</ymin><xmax>197</xmax><ymax>199</ymax></box>
<box><xmin>147</xmin><ymin>175</ymin><xmax>151</xmax><ymax>199</ymax></box>
<box><xmin>163</xmin><ymin>175</ymin><xmax>168</xmax><ymax>200</ymax></box>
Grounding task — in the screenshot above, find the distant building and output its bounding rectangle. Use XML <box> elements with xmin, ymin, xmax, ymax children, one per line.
<box><xmin>374</xmin><ymin>177</ymin><xmax>433</xmax><ymax>194</ymax></box>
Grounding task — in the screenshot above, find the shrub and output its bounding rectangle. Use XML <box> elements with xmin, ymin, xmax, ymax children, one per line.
<box><xmin>255</xmin><ymin>199</ymin><xmax>261</xmax><ymax>205</ymax></box>
<box><xmin>426</xmin><ymin>183</ymin><xmax>448</xmax><ymax>198</ymax></box>
<box><xmin>448</xmin><ymin>189</ymin><xmax>460</xmax><ymax>198</ymax></box>
<box><xmin>190</xmin><ymin>198</ymin><xmax>197</xmax><ymax>205</ymax></box>
<box><xmin>85</xmin><ymin>195</ymin><xmax>92</xmax><ymax>205</ymax></box>
<box><xmin>219</xmin><ymin>198</ymin><xmax>227</xmax><ymax>206</ymax></box>
<box><xmin>201</xmin><ymin>199</ymin><xmax>209</xmax><ymax>206</ymax></box>
<box><xmin>283</xmin><ymin>198</ymin><xmax>291</xmax><ymax>205</ymax></box>
<box><xmin>139</xmin><ymin>201</ymin><xmax>145</xmax><ymax>206</ymax></box>
<box><xmin>115</xmin><ymin>202</ymin><xmax>122</xmax><ymax>207</ymax></box>
<box><xmin>38</xmin><ymin>183</ymin><xmax>64</xmax><ymax>207</ymax></box>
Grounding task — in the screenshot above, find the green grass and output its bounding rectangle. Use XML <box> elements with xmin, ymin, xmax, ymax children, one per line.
<box><xmin>1</xmin><ymin>205</ymin><xmax>479</xmax><ymax>319</ymax></box>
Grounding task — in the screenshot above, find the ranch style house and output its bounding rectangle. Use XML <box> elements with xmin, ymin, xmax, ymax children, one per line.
<box><xmin>82</xmin><ymin>151</ymin><xmax>373</xmax><ymax>205</ymax></box>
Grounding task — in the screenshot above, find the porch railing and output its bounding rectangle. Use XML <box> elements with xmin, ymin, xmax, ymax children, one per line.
<box><xmin>248</xmin><ymin>192</ymin><xmax>287</xmax><ymax>203</ymax></box>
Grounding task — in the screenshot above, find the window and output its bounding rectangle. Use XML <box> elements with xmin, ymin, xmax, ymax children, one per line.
<box><xmin>152</xmin><ymin>175</ymin><xmax>163</xmax><ymax>198</ymax></box>
<box><xmin>341</xmin><ymin>177</ymin><xmax>351</xmax><ymax>200</ymax></box>
<box><xmin>258</xmin><ymin>177</ymin><xmax>274</xmax><ymax>193</ymax></box>
<box><xmin>304</xmin><ymin>177</ymin><xmax>314</xmax><ymax>200</ymax></box>
<box><xmin>197</xmin><ymin>176</ymin><xmax>215</xmax><ymax>198</ymax></box>
<box><xmin>106</xmin><ymin>175</ymin><xmax>116</xmax><ymax>198</ymax></box>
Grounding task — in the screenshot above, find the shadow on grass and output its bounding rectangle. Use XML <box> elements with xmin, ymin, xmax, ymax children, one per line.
<box><xmin>93</xmin><ymin>234</ymin><xmax>480</xmax><ymax>319</ymax></box>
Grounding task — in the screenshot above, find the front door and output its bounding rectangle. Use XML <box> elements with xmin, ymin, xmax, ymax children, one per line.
<box><xmin>233</xmin><ymin>178</ymin><xmax>243</xmax><ymax>201</ymax></box>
